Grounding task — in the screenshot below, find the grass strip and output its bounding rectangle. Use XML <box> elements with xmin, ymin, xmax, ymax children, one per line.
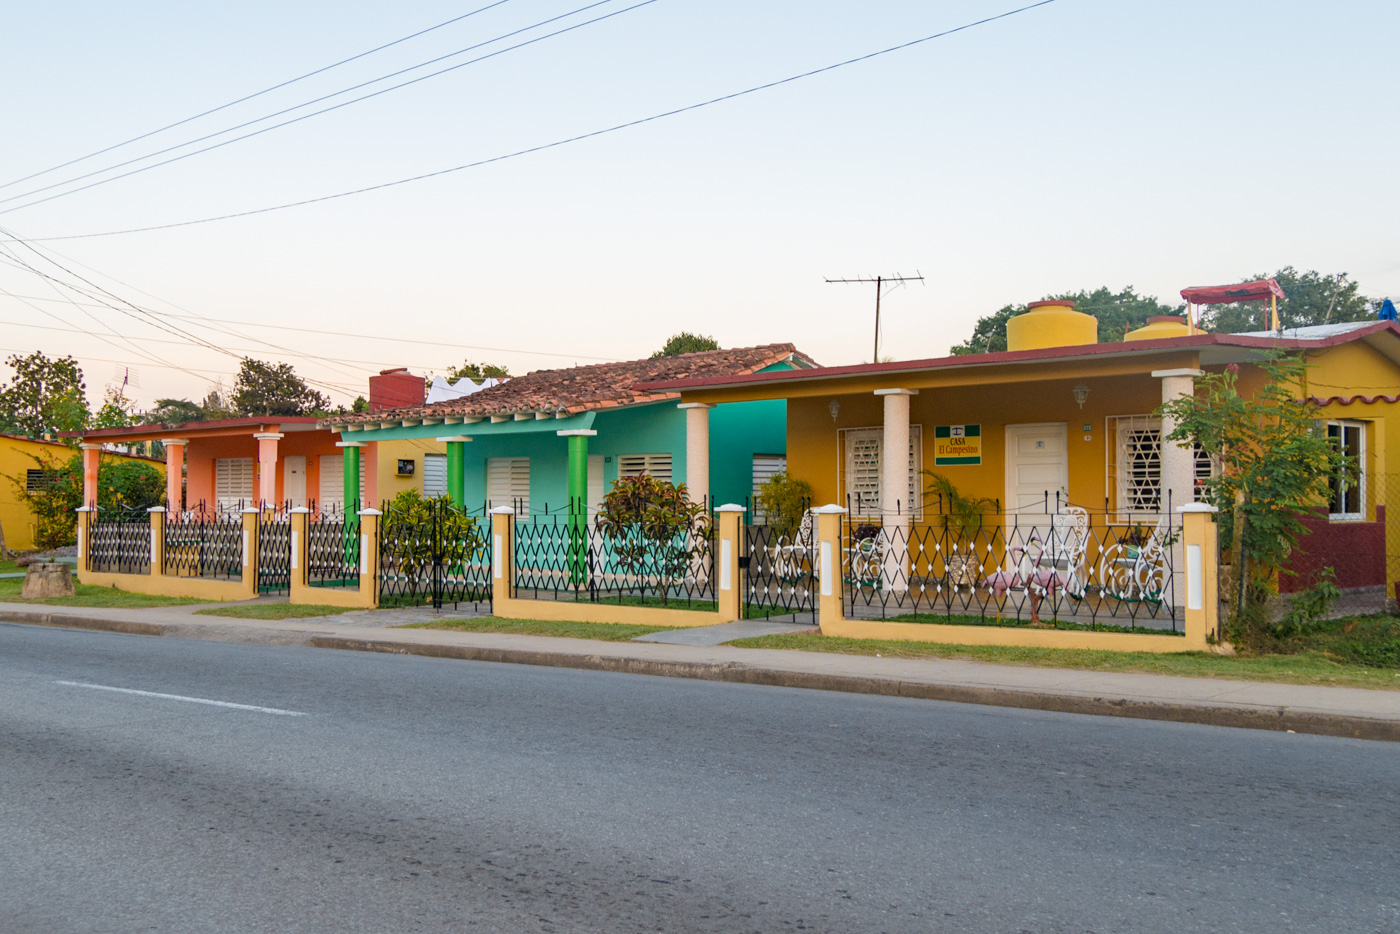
<box><xmin>403</xmin><ymin>616</ymin><xmax>682</xmax><ymax>641</ymax></box>
<box><xmin>195</xmin><ymin>604</ymin><xmax>357</xmax><ymax>620</ymax></box>
<box><xmin>725</xmin><ymin>631</ymin><xmax>1400</xmax><ymax>690</ymax></box>
<box><xmin>0</xmin><ymin>579</ymin><xmax>208</xmax><ymax>608</ymax></box>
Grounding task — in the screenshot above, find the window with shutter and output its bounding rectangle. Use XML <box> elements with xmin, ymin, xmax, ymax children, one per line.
<box><xmin>617</xmin><ymin>453</ymin><xmax>673</xmax><ymax>484</ymax></box>
<box><xmin>422</xmin><ymin>453</ymin><xmax>447</xmax><ymax>498</ymax></box>
<box><xmin>751</xmin><ymin>454</ymin><xmax>787</xmax><ymax>522</ymax></box>
<box><xmin>215</xmin><ymin>457</ymin><xmax>254</xmax><ymax>509</ymax></box>
<box><xmin>838</xmin><ymin>427</ymin><xmax>921</xmax><ymax>517</ymax></box>
<box><xmin>317</xmin><ymin>454</ymin><xmax>366</xmax><ymax>511</ymax></box>
<box><xmin>487</xmin><ymin>457</ymin><xmax>530</xmax><ymax>513</ymax></box>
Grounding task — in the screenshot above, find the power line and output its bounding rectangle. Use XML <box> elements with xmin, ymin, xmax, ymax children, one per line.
<box><xmin>0</xmin><ymin>0</ymin><xmax>521</xmax><ymax>193</ymax></box>
<box><xmin>11</xmin><ymin>0</ymin><xmax>1059</xmax><ymax>242</ymax></box>
<box><xmin>0</xmin><ymin>0</ymin><xmax>655</xmax><ymax>215</ymax></box>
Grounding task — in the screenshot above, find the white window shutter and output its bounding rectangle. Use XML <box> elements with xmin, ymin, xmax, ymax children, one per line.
<box><xmin>487</xmin><ymin>457</ymin><xmax>530</xmax><ymax>513</ymax></box>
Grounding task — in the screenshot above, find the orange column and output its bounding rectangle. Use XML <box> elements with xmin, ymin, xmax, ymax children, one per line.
<box><xmin>163</xmin><ymin>439</ymin><xmax>187</xmax><ymax>513</ymax></box>
<box><xmin>80</xmin><ymin>443</ymin><xmax>102</xmax><ymax>508</ymax></box>
<box><xmin>253</xmin><ymin>432</ymin><xmax>283</xmax><ymax>506</ymax></box>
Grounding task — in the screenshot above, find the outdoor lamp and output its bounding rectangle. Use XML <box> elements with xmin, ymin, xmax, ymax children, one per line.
<box><xmin>829</xmin><ymin>400</ymin><xmax>840</xmax><ymax>422</ymax></box>
<box><xmin>1072</xmin><ymin>384</ymin><xmax>1090</xmax><ymax>409</ymax></box>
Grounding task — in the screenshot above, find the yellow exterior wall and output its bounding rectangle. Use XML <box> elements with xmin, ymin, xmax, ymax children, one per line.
<box><xmin>1</xmin><ymin>438</ymin><xmax>163</xmax><ymax>551</ymax></box>
<box><xmin>374</xmin><ymin>438</ymin><xmax>446</xmax><ymax>505</ymax></box>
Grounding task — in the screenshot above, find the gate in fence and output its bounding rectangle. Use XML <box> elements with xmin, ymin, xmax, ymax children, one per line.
<box><xmin>378</xmin><ymin>499</ymin><xmax>491</xmax><ymax>610</ymax></box>
<box><xmin>257</xmin><ymin>506</ymin><xmax>290</xmax><ymax>595</ymax></box>
<box><xmin>742</xmin><ymin>507</ymin><xmax>817</xmax><ymax>624</ymax></box>
<box><xmin>163</xmin><ymin>507</ymin><xmax>242</xmax><ymax>581</ymax></box>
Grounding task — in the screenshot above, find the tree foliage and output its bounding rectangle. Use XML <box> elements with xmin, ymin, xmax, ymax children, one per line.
<box><xmin>1159</xmin><ymin>354</ymin><xmax>1347</xmax><ymax>641</ymax></box>
<box><xmin>1198</xmin><ymin>267</ymin><xmax>1377</xmax><ymax>333</ymax></box>
<box><xmin>596</xmin><ymin>474</ymin><xmax>709</xmax><ymax>583</ymax></box>
<box><xmin>754</xmin><ymin>471</ymin><xmax>812</xmax><ymax>536</ymax></box>
<box><xmin>91</xmin><ymin>387</ymin><xmax>137</xmax><ymax>430</ymax></box>
<box><xmin>950</xmin><ymin>287</ymin><xmax>1182</xmax><ymax>355</ymax></box>
<box><xmin>443</xmin><ymin>361</ymin><xmax>510</xmax><ymax>382</ymax></box>
<box><xmin>230</xmin><ymin>358</ymin><xmax>329</xmax><ymax>416</ymax></box>
<box><xmin>7</xmin><ymin>452</ymin><xmax>164</xmax><ymax>549</ymax></box>
<box><xmin>651</xmin><ymin>332</ymin><xmax>720</xmax><ymax>358</ymax></box>
<box><xmin>0</xmin><ymin>351</ymin><xmax>89</xmax><ymax>440</ymax></box>
<box><xmin>144</xmin><ymin>397</ymin><xmax>206</xmax><ymax>425</ymax></box>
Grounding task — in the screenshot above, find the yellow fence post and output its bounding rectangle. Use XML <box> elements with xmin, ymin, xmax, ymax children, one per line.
<box><xmin>148</xmin><ymin>506</ymin><xmax>166</xmax><ymax>577</ymax></box>
<box><xmin>814</xmin><ymin>504</ymin><xmax>848</xmax><ymax>631</ymax></box>
<box><xmin>491</xmin><ymin>505</ymin><xmax>515</xmax><ymax>611</ymax></box>
<box><xmin>358</xmin><ymin>508</ymin><xmax>381</xmax><ymax>607</ymax></box>
<box><xmin>1178</xmin><ymin>503</ymin><xmax>1220</xmax><ymax>650</ymax></box>
<box><xmin>75</xmin><ymin>506</ymin><xmax>94</xmax><ymax>575</ymax></box>
<box><xmin>714</xmin><ymin>504</ymin><xmax>745</xmax><ymax>622</ymax></box>
<box><xmin>240</xmin><ymin>507</ymin><xmax>260</xmax><ymax>600</ymax></box>
<box><xmin>288</xmin><ymin>507</ymin><xmax>311</xmax><ymax>603</ymax></box>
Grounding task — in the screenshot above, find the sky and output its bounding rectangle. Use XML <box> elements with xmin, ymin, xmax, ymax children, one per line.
<box><xmin>2</xmin><ymin>0</ymin><xmax>1397</xmax><ymax>411</ymax></box>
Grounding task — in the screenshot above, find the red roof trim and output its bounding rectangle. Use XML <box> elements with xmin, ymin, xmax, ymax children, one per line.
<box><xmin>70</xmin><ymin>416</ymin><xmax>324</xmax><ymax>440</ymax></box>
<box><xmin>639</xmin><ymin>322</ymin><xmax>1400</xmax><ymax>392</ymax></box>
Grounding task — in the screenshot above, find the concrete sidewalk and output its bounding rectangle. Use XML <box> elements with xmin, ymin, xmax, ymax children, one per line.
<box><xmin>3</xmin><ymin>600</ymin><xmax>1398</xmax><ymax>742</ymax></box>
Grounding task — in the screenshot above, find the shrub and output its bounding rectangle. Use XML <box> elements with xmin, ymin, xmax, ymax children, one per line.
<box><xmin>596</xmin><ymin>473</ymin><xmax>709</xmax><ymax>583</ymax></box>
<box><xmin>754</xmin><ymin>471</ymin><xmax>812</xmax><ymax>535</ymax></box>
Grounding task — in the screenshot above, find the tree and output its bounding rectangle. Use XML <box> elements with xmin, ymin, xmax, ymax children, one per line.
<box><xmin>951</xmin><ymin>287</ymin><xmax>1183</xmax><ymax>355</ymax></box>
<box><xmin>651</xmin><ymin>332</ymin><xmax>720</xmax><ymax>358</ymax></box>
<box><xmin>442</xmin><ymin>361</ymin><xmax>509</xmax><ymax>382</ymax></box>
<box><xmin>91</xmin><ymin>387</ymin><xmax>137</xmax><ymax>430</ymax></box>
<box><xmin>230</xmin><ymin>358</ymin><xmax>328</xmax><ymax>416</ymax></box>
<box><xmin>1159</xmin><ymin>354</ymin><xmax>1346</xmax><ymax>643</ymax></box>
<box><xmin>1198</xmin><ymin>267</ymin><xmax>1377</xmax><ymax>333</ymax></box>
<box><xmin>0</xmin><ymin>351</ymin><xmax>89</xmax><ymax>439</ymax></box>
<box><xmin>144</xmin><ymin>398</ymin><xmax>206</xmax><ymax>425</ymax></box>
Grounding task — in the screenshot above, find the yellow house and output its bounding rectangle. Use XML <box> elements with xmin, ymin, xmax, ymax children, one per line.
<box><xmin>0</xmin><ymin>432</ymin><xmax>164</xmax><ymax>551</ymax></box>
<box><xmin>644</xmin><ymin>306</ymin><xmax>1400</xmax><ymax>617</ymax></box>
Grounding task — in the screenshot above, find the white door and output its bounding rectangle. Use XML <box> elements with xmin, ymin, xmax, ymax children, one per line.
<box><xmin>1004</xmin><ymin>423</ymin><xmax>1068</xmax><ymax>513</ymax></box>
<box><xmin>284</xmin><ymin>455</ymin><xmax>307</xmax><ymax>508</ymax></box>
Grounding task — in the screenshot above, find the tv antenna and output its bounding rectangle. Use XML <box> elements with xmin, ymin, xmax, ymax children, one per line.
<box><xmin>824</xmin><ymin>272</ymin><xmax>924</xmax><ymax>362</ymax></box>
<box><xmin>111</xmin><ymin>365</ymin><xmax>141</xmax><ymax>392</ymax></box>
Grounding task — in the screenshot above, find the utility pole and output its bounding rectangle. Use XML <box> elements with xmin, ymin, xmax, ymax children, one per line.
<box><xmin>825</xmin><ymin>272</ymin><xmax>924</xmax><ymax>362</ymax></box>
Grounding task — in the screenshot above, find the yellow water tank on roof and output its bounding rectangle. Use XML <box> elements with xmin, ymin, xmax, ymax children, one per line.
<box><xmin>1125</xmin><ymin>316</ymin><xmax>1203</xmax><ymax>341</ymax></box>
<box><xmin>1005</xmin><ymin>300</ymin><xmax>1098</xmax><ymax>352</ymax></box>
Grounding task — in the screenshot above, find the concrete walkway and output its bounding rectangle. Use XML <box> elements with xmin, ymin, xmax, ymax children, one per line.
<box><xmin>2</xmin><ymin>600</ymin><xmax>1397</xmax><ymax>741</ymax></box>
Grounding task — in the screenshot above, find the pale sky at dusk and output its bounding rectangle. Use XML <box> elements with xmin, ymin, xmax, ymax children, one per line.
<box><xmin>3</xmin><ymin>0</ymin><xmax>1396</xmax><ymax>410</ymax></box>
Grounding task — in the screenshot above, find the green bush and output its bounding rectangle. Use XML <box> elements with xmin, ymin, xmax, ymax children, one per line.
<box><xmin>754</xmin><ymin>471</ymin><xmax>812</xmax><ymax>535</ymax></box>
<box><xmin>596</xmin><ymin>473</ymin><xmax>709</xmax><ymax>583</ymax></box>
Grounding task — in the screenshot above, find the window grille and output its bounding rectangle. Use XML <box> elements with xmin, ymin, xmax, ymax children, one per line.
<box><xmin>487</xmin><ymin>457</ymin><xmax>530</xmax><ymax>513</ymax></box>
<box><xmin>1327</xmin><ymin>420</ymin><xmax>1365</xmax><ymax>519</ymax></box>
<box><xmin>1107</xmin><ymin>416</ymin><xmax>1215</xmax><ymax>517</ymax></box>
<box><xmin>215</xmin><ymin>457</ymin><xmax>254</xmax><ymax>510</ymax></box>
<box><xmin>618</xmin><ymin>453</ymin><xmax>673</xmax><ymax>484</ymax></box>
<box><xmin>25</xmin><ymin>469</ymin><xmax>59</xmax><ymax>493</ymax></box>
<box><xmin>838</xmin><ymin>425</ymin><xmax>922</xmax><ymax>517</ymax></box>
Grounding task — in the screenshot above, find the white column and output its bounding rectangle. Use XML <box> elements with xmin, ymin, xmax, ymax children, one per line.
<box><xmin>1153</xmin><ymin>369</ymin><xmax>1203</xmax><ymax>514</ymax></box>
<box><xmin>1154</xmin><ymin>368</ymin><xmax>1202</xmax><ymax>618</ymax></box>
<box><xmin>874</xmin><ymin>389</ymin><xmax>917</xmax><ymax>593</ymax></box>
<box><xmin>679</xmin><ymin>403</ymin><xmax>713</xmax><ymax>506</ymax></box>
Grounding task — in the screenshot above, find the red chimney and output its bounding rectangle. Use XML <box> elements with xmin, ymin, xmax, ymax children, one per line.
<box><xmin>368</xmin><ymin>368</ymin><xmax>425</xmax><ymax>413</ymax></box>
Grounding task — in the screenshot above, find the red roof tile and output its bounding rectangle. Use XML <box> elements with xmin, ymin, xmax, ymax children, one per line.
<box><xmin>330</xmin><ymin>344</ymin><xmax>815</xmax><ymax>424</ymax></box>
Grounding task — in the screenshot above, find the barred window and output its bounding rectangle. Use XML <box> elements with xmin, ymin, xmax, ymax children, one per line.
<box><xmin>25</xmin><ymin>468</ymin><xmax>59</xmax><ymax>493</ymax></box>
<box><xmin>838</xmin><ymin>426</ymin><xmax>922</xmax><ymax>518</ymax></box>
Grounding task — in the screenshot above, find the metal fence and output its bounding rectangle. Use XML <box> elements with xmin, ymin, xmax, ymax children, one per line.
<box><xmin>743</xmin><ymin>505</ymin><xmax>817</xmax><ymax>623</ymax></box>
<box><xmin>513</xmin><ymin>512</ymin><xmax>716</xmax><ymax>610</ymax></box>
<box><xmin>88</xmin><ymin>507</ymin><xmax>151</xmax><ymax>575</ymax></box>
<box><xmin>378</xmin><ymin>499</ymin><xmax>490</xmax><ymax>610</ymax></box>
<box><xmin>841</xmin><ymin>506</ymin><xmax>1184</xmax><ymax>633</ymax></box>
<box><xmin>163</xmin><ymin>507</ymin><xmax>243</xmax><ymax>581</ymax></box>
<box><xmin>257</xmin><ymin>505</ymin><xmax>291</xmax><ymax>595</ymax></box>
<box><xmin>306</xmin><ymin>502</ymin><xmax>359</xmax><ymax>590</ymax></box>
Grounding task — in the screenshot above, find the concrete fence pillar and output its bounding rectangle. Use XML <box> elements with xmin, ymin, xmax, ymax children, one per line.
<box><xmin>75</xmin><ymin>506</ymin><xmax>94</xmax><ymax>573</ymax></box>
<box><xmin>814</xmin><ymin>504</ymin><xmax>848</xmax><ymax>630</ymax></box>
<box><xmin>289</xmin><ymin>507</ymin><xmax>310</xmax><ymax>590</ymax></box>
<box><xmin>715</xmin><ymin>504</ymin><xmax>745</xmax><ymax>622</ymax></box>
<box><xmin>491</xmin><ymin>505</ymin><xmax>516</xmax><ymax>607</ymax></box>
<box><xmin>241</xmin><ymin>507</ymin><xmax>260</xmax><ymax>597</ymax></box>
<box><xmin>148</xmin><ymin>506</ymin><xmax>166</xmax><ymax>577</ymax></box>
<box><xmin>357</xmin><ymin>508</ymin><xmax>381</xmax><ymax>606</ymax></box>
<box><xmin>1178</xmin><ymin>503</ymin><xmax>1219</xmax><ymax>650</ymax></box>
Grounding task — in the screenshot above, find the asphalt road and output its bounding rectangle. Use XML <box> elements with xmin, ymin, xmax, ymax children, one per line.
<box><xmin>1</xmin><ymin>622</ymin><xmax>1397</xmax><ymax>934</ymax></box>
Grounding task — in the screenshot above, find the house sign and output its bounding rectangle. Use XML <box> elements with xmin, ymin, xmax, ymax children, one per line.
<box><xmin>934</xmin><ymin>424</ymin><xmax>981</xmax><ymax>465</ymax></box>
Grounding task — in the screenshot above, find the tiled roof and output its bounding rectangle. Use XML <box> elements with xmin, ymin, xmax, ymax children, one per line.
<box><xmin>330</xmin><ymin>344</ymin><xmax>814</xmax><ymax>425</ymax></box>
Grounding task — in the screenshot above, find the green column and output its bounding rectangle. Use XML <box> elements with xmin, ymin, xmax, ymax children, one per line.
<box><xmin>446</xmin><ymin>441</ymin><xmax>465</xmax><ymax>508</ymax></box>
<box><xmin>560</xmin><ymin>430</ymin><xmax>594</xmax><ymax>587</ymax></box>
<box><xmin>342</xmin><ymin>444</ymin><xmax>361</xmax><ymax>512</ymax></box>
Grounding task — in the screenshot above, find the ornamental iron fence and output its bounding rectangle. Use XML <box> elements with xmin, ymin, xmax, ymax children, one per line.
<box><xmin>378</xmin><ymin>499</ymin><xmax>490</xmax><ymax>610</ymax></box>
<box><xmin>306</xmin><ymin>501</ymin><xmax>359</xmax><ymax>590</ymax></box>
<box><xmin>841</xmin><ymin>504</ymin><xmax>1183</xmax><ymax>633</ymax></box>
<box><xmin>513</xmin><ymin>509</ymin><xmax>715</xmax><ymax>610</ymax></box>
<box><xmin>88</xmin><ymin>507</ymin><xmax>151</xmax><ymax>575</ymax></box>
<box><xmin>163</xmin><ymin>507</ymin><xmax>243</xmax><ymax>581</ymax></box>
<box><xmin>743</xmin><ymin>498</ymin><xmax>816</xmax><ymax>623</ymax></box>
<box><xmin>257</xmin><ymin>503</ymin><xmax>291</xmax><ymax>595</ymax></box>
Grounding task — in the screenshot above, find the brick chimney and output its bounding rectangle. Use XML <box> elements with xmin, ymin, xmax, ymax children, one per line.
<box><xmin>368</xmin><ymin>368</ymin><xmax>425</xmax><ymax>413</ymax></box>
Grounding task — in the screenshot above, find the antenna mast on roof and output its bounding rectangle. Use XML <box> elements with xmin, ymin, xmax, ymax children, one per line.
<box><xmin>825</xmin><ymin>272</ymin><xmax>924</xmax><ymax>362</ymax></box>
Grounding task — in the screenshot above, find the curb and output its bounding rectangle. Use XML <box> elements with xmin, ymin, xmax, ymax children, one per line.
<box><xmin>5</xmin><ymin>611</ymin><xmax>1398</xmax><ymax>743</ymax></box>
